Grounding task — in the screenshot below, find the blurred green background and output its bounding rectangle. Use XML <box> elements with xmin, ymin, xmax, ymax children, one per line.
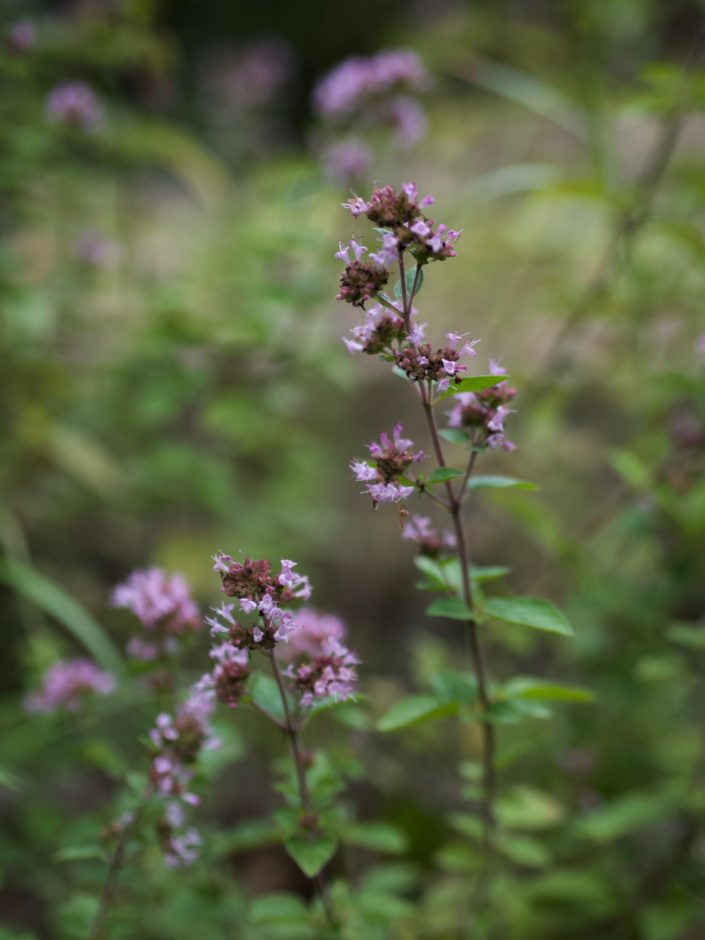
<box><xmin>1</xmin><ymin>0</ymin><xmax>705</xmax><ymax>937</ymax></box>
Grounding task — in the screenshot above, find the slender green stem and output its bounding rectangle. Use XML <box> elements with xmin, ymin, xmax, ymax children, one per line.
<box><xmin>89</xmin><ymin>785</ymin><xmax>152</xmax><ymax>940</ymax></box>
<box><xmin>419</xmin><ymin>384</ymin><xmax>497</xmax><ymax>852</ymax></box>
<box><xmin>268</xmin><ymin>653</ymin><xmax>336</xmax><ymax>926</ymax></box>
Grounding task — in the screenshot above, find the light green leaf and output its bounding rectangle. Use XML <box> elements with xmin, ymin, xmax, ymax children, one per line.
<box><xmin>497</xmin><ymin>785</ymin><xmax>565</xmax><ymax>830</ymax></box>
<box><xmin>340</xmin><ymin>821</ymin><xmax>408</xmax><ymax>854</ymax></box>
<box><xmin>468</xmin><ymin>475</ymin><xmax>539</xmax><ymax>492</ymax></box>
<box><xmin>427</xmin><ymin>467</ymin><xmax>464</xmax><ymax>484</ymax></box>
<box><xmin>502</xmin><ymin>677</ymin><xmax>594</xmax><ymax>703</ymax></box>
<box><xmin>471</xmin><ymin>565</ymin><xmax>511</xmax><ymax>583</ymax></box>
<box><xmin>248</xmin><ymin>672</ymin><xmax>286</xmax><ymax>725</ymax></box>
<box><xmin>439</xmin><ymin>428</ymin><xmax>472</xmax><ymax>445</ymax></box>
<box><xmin>484</xmin><ymin>596</ymin><xmax>573</xmax><ymax>636</ymax></box>
<box><xmin>0</xmin><ymin>559</ymin><xmax>122</xmax><ymax>671</ymax></box>
<box><xmin>437</xmin><ymin>375</ymin><xmax>507</xmax><ymax>401</ymax></box>
<box><xmin>377</xmin><ymin>694</ymin><xmax>457</xmax><ymax>732</ymax></box>
<box><xmin>426</xmin><ymin>596</ymin><xmax>472</xmax><ymax>621</ymax></box>
<box><xmin>429</xmin><ymin>671</ymin><xmax>478</xmax><ymax>706</ymax></box>
<box><xmin>394</xmin><ymin>265</ymin><xmax>424</xmax><ymax>301</ymax></box>
<box><xmin>55</xmin><ymin>845</ymin><xmax>107</xmax><ymax>864</ymax></box>
<box><xmin>250</xmin><ymin>893</ymin><xmax>309</xmax><ymax>925</ymax></box>
<box><xmin>285</xmin><ymin>833</ymin><xmax>338</xmax><ymax>877</ymax></box>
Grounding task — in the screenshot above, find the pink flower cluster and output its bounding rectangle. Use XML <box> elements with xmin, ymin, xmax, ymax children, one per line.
<box><xmin>278</xmin><ymin>608</ymin><xmax>347</xmax><ymax>661</ymax></box>
<box><xmin>402</xmin><ymin>515</ymin><xmax>456</xmax><ymax>557</ymax></box>
<box><xmin>207</xmin><ymin>555</ymin><xmax>311</xmax><ymax>652</ymax></box>
<box><xmin>447</xmin><ymin>361</ymin><xmax>518</xmax><ymax>451</ymax></box>
<box><xmin>24</xmin><ymin>658</ymin><xmax>115</xmax><ymax>714</ymax></box>
<box><xmin>285</xmin><ymin>637</ymin><xmax>359</xmax><ymax>708</ymax></box>
<box><xmin>394</xmin><ymin>331</ymin><xmax>479</xmax><ymax>393</ymax></box>
<box><xmin>351</xmin><ymin>424</ymin><xmax>424</xmax><ymax>505</ymax></box>
<box><xmin>148</xmin><ymin>681</ymin><xmax>218</xmax><ymax>868</ymax></box>
<box><xmin>46</xmin><ymin>81</ymin><xmax>104</xmax><ymax>133</ymax></box>
<box><xmin>112</xmin><ymin>568</ymin><xmax>201</xmax><ymax>662</ymax></box>
<box><xmin>342</xmin><ymin>300</ymin><xmax>424</xmax><ymax>355</ymax></box>
<box><xmin>314</xmin><ymin>50</ymin><xmax>428</xmax><ymax>120</ymax></box>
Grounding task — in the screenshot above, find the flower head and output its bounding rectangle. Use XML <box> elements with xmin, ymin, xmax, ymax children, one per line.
<box><xmin>46</xmin><ymin>81</ymin><xmax>104</xmax><ymax>133</ymax></box>
<box><xmin>278</xmin><ymin>608</ymin><xmax>347</xmax><ymax>661</ymax></box>
<box><xmin>285</xmin><ymin>638</ymin><xmax>359</xmax><ymax>708</ymax></box>
<box><xmin>446</xmin><ymin>362</ymin><xmax>517</xmax><ymax>451</ymax></box>
<box><xmin>351</xmin><ymin>424</ymin><xmax>424</xmax><ymax>506</ymax></box>
<box><xmin>402</xmin><ymin>515</ymin><xmax>456</xmax><ymax>556</ymax></box>
<box><xmin>24</xmin><ymin>659</ymin><xmax>114</xmax><ymax>714</ymax></box>
<box><xmin>112</xmin><ymin>568</ymin><xmax>201</xmax><ymax>662</ymax></box>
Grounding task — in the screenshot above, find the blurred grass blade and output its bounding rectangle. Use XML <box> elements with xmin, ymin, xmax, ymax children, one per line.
<box><xmin>0</xmin><ymin>558</ymin><xmax>122</xmax><ymax>672</ymax></box>
<box><xmin>472</xmin><ymin>58</ymin><xmax>586</xmax><ymax>139</ymax></box>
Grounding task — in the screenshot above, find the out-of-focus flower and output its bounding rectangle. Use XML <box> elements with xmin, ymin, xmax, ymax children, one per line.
<box><xmin>285</xmin><ymin>638</ymin><xmax>359</xmax><ymax>708</ymax></box>
<box><xmin>313</xmin><ymin>50</ymin><xmax>429</xmax><ymax>122</ymax></box>
<box><xmin>5</xmin><ymin>19</ymin><xmax>35</xmax><ymax>55</ymax></box>
<box><xmin>148</xmin><ymin>679</ymin><xmax>218</xmax><ymax>868</ymax></box>
<box><xmin>201</xmin><ymin>643</ymin><xmax>250</xmax><ymax>708</ymax></box>
<box><xmin>202</xmin><ymin>39</ymin><xmax>295</xmax><ymax>109</ymax></box>
<box><xmin>46</xmin><ymin>81</ymin><xmax>105</xmax><ymax>133</ymax></box>
<box><xmin>351</xmin><ymin>424</ymin><xmax>424</xmax><ymax>505</ymax></box>
<box><xmin>320</xmin><ymin>137</ymin><xmax>371</xmax><ymax>183</ymax></box>
<box><xmin>402</xmin><ymin>515</ymin><xmax>456</xmax><ymax>556</ymax></box>
<box><xmin>447</xmin><ymin>361</ymin><xmax>518</xmax><ymax>451</ymax></box>
<box><xmin>112</xmin><ymin>568</ymin><xmax>201</xmax><ymax>662</ymax></box>
<box><xmin>278</xmin><ymin>608</ymin><xmax>347</xmax><ymax>661</ymax></box>
<box><xmin>24</xmin><ymin>659</ymin><xmax>115</xmax><ymax>714</ymax></box>
<box><xmin>73</xmin><ymin>229</ymin><xmax>121</xmax><ymax>269</ymax></box>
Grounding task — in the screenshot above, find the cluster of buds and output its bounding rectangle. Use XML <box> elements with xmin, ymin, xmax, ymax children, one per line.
<box><xmin>394</xmin><ymin>332</ymin><xmax>479</xmax><ymax>392</ymax></box>
<box><xmin>402</xmin><ymin>515</ymin><xmax>456</xmax><ymax>557</ymax></box>
<box><xmin>285</xmin><ymin>637</ymin><xmax>359</xmax><ymax>708</ymax></box>
<box><xmin>202</xmin><ymin>643</ymin><xmax>250</xmax><ymax>708</ymax></box>
<box><xmin>45</xmin><ymin>81</ymin><xmax>105</xmax><ymax>134</ymax></box>
<box><xmin>206</xmin><ymin>555</ymin><xmax>311</xmax><ymax>652</ymax></box>
<box><xmin>148</xmin><ymin>681</ymin><xmax>218</xmax><ymax>867</ymax></box>
<box><xmin>351</xmin><ymin>424</ymin><xmax>424</xmax><ymax>505</ymax></box>
<box><xmin>447</xmin><ymin>362</ymin><xmax>518</xmax><ymax>451</ymax></box>
<box><xmin>111</xmin><ymin>568</ymin><xmax>201</xmax><ymax>662</ymax></box>
<box><xmin>24</xmin><ymin>658</ymin><xmax>115</xmax><ymax>714</ymax></box>
<box><xmin>335</xmin><ymin>240</ymin><xmax>389</xmax><ymax>307</ymax></box>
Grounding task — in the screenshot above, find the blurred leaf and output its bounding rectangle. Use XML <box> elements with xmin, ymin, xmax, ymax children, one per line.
<box><xmin>471</xmin><ymin>565</ymin><xmax>511</xmax><ymax>583</ymax></box>
<box><xmin>429</xmin><ymin>670</ymin><xmax>478</xmax><ymax>706</ymax></box>
<box><xmin>285</xmin><ymin>833</ymin><xmax>337</xmax><ymax>877</ymax></box>
<box><xmin>0</xmin><ymin>558</ymin><xmax>122</xmax><ymax>671</ymax></box>
<box><xmin>468</xmin><ymin>475</ymin><xmax>539</xmax><ymax>492</ymax></box>
<box><xmin>394</xmin><ymin>265</ymin><xmax>424</xmax><ymax>300</ymax></box>
<box><xmin>666</xmin><ymin>623</ymin><xmax>705</xmax><ymax>650</ymax></box>
<box><xmin>213</xmin><ymin>818</ymin><xmax>281</xmax><ymax>855</ymax></box>
<box><xmin>249</xmin><ymin>893</ymin><xmax>309</xmax><ymax>926</ymax></box>
<box><xmin>48</xmin><ymin>426</ymin><xmax>124</xmax><ymax>498</ymax></box>
<box><xmin>439</xmin><ymin>428</ymin><xmax>472</xmax><ymax>444</ymax></box>
<box><xmin>484</xmin><ymin>596</ymin><xmax>573</xmax><ymax>636</ymax></box>
<box><xmin>427</xmin><ymin>467</ymin><xmax>464</xmax><ymax>484</ymax></box>
<box><xmin>426</xmin><ymin>596</ymin><xmax>472</xmax><ymax>620</ymax></box>
<box><xmin>54</xmin><ymin>844</ymin><xmax>107</xmax><ymax>863</ymax></box>
<box><xmin>502</xmin><ymin>677</ymin><xmax>594</xmax><ymax>703</ymax></box>
<box><xmin>577</xmin><ymin>789</ymin><xmax>681</xmax><ymax>843</ymax></box>
<box><xmin>497</xmin><ymin>785</ymin><xmax>565</xmax><ymax>829</ymax></box>
<box><xmin>340</xmin><ymin>821</ymin><xmax>408</xmax><ymax>854</ymax></box>
<box><xmin>377</xmin><ymin>694</ymin><xmax>457</xmax><ymax>732</ymax></box>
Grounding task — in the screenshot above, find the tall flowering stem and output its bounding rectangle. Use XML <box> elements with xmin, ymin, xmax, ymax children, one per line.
<box><xmin>339</xmin><ymin>183</ymin><xmax>517</xmax><ymax>856</ymax></box>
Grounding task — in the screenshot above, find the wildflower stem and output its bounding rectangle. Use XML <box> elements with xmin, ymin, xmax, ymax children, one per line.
<box><xmin>89</xmin><ymin>785</ymin><xmax>152</xmax><ymax>940</ymax></box>
<box><xmin>398</xmin><ymin>249</ymin><xmax>411</xmax><ymax>331</ymax></box>
<box><xmin>419</xmin><ymin>385</ymin><xmax>497</xmax><ymax>853</ymax></box>
<box><xmin>268</xmin><ymin>653</ymin><xmax>336</xmax><ymax>926</ymax></box>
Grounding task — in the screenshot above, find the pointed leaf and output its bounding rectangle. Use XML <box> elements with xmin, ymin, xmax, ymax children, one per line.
<box><xmin>377</xmin><ymin>694</ymin><xmax>457</xmax><ymax>732</ymax></box>
<box><xmin>503</xmin><ymin>677</ymin><xmax>594</xmax><ymax>703</ymax></box>
<box><xmin>427</xmin><ymin>467</ymin><xmax>464</xmax><ymax>484</ymax></box>
<box><xmin>427</xmin><ymin>596</ymin><xmax>472</xmax><ymax>621</ymax></box>
<box><xmin>285</xmin><ymin>833</ymin><xmax>337</xmax><ymax>877</ymax></box>
<box><xmin>484</xmin><ymin>596</ymin><xmax>573</xmax><ymax>636</ymax></box>
<box><xmin>341</xmin><ymin>822</ymin><xmax>408</xmax><ymax>854</ymax></box>
<box><xmin>468</xmin><ymin>475</ymin><xmax>539</xmax><ymax>492</ymax></box>
<box><xmin>437</xmin><ymin>375</ymin><xmax>508</xmax><ymax>401</ymax></box>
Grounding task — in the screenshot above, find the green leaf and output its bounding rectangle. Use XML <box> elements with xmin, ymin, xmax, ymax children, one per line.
<box><xmin>429</xmin><ymin>671</ymin><xmax>478</xmax><ymax>706</ymax></box>
<box><xmin>394</xmin><ymin>265</ymin><xmax>424</xmax><ymax>300</ymax></box>
<box><xmin>502</xmin><ymin>677</ymin><xmax>594</xmax><ymax>703</ymax></box>
<box><xmin>468</xmin><ymin>475</ymin><xmax>539</xmax><ymax>492</ymax></box>
<box><xmin>214</xmin><ymin>818</ymin><xmax>281</xmax><ymax>855</ymax></box>
<box><xmin>427</xmin><ymin>467</ymin><xmax>464</xmax><ymax>484</ymax></box>
<box><xmin>666</xmin><ymin>623</ymin><xmax>705</xmax><ymax>649</ymax></box>
<box><xmin>576</xmin><ymin>789</ymin><xmax>680</xmax><ymax>843</ymax></box>
<box><xmin>285</xmin><ymin>833</ymin><xmax>338</xmax><ymax>877</ymax></box>
<box><xmin>497</xmin><ymin>785</ymin><xmax>565</xmax><ymax>830</ymax></box>
<box><xmin>341</xmin><ymin>821</ymin><xmax>408</xmax><ymax>854</ymax></box>
<box><xmin>440</xmin><ymin>428</ymin><xmax>472</xmax><ymax>445</ymax></box>
<box><xmin>413</xmin><ymin>556</ymin><xmax>448</xmax><ymax>591</ymax></box>
<box><xmin>55</xmin><ymin>845</ymin><xmax>107</xmax><ymax>864</ymax></box>
<box><xmin>470</xmin><ymin>565</ymin><xmax>511</xmax><ymax>583</ymax></box>
<box><xmin>248</xmin><ymin>672</ymin><xmax>287</xmax><ymax>725</ymax></box>
<box><xmin>250</xmin><ymin>893</ymin><xmax>309</xmax><ymax>925</ymax></box>
<box><xmin>484</xmin><ymin>596</ymin><xmax>573</xmax><ymax>636</ymax></box>
<box><xmin>0</xmin><ymin>559</ymin><xmax>122</xmax><ymax>672</ymax></box>
<box><xmin>377</xmin><ymin>694</ymin><xmax>457</xmax><ymax>732</ymax></box>
<box><xmin>436</xmin><ymin>375</ymin><xmax>508</xmax><ymax>401</ymax></box>
<box><xmin>426</xmin><ymin>596</ymin><xmax>472</xmax><ymax>621</ymax></box>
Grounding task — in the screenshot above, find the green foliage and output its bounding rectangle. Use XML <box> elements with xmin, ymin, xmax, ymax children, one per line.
<box><xmin>483</xmin><ymin>596</ymin><xmax>574</xmax><ymax>636</ymax></box>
